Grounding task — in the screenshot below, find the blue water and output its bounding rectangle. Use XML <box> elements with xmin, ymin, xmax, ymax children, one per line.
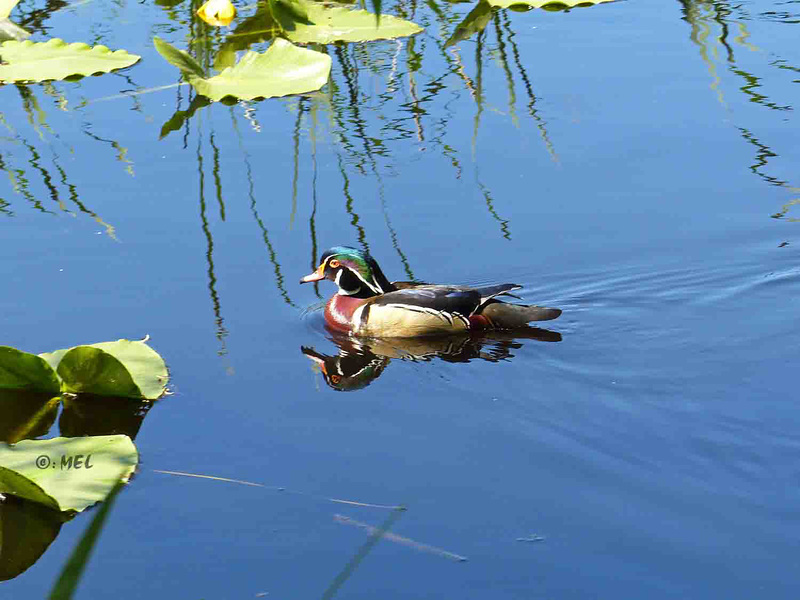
<box><xmin>2</xmin><ymin>0</ymin><xmax>799</xmax><ymax>597</ymax></box>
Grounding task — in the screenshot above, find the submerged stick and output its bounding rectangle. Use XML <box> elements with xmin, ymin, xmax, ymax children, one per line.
<box><xmin>152</xmin><ymin>469</ymin><xmax>403</xmax><ymax>510</ymax></box>
<box><xmin>322</xmin><ymin>508</ymin><xmax>405</xmax><ymax>600</ymax></box>
<box><xmin>334</xmin><ymin>514</ymin><xmax>468</xmax><ymax>562</ymax></box>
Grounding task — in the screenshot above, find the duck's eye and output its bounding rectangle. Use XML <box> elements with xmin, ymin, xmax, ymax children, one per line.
<box><xmin>329</xmin><ymin>259</ymin><xmax>340</xmax><ymax>269</ymax></box>
<box><xmin>330</xmin><ymin>374</ymin><xmax>341</xmax><ymax>384</ymax></box>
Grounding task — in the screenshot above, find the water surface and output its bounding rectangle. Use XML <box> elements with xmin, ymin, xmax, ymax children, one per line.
<box><xmin>1</xmin><ymin>0</ymin><xmax>799</xmax><ymax>597</ymax></box>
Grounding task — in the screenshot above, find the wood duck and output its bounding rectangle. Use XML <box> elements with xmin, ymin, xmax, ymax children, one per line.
<box><xmin>300</xmin><ymin>246</ymin><xmax>561</xmax><ymax>338</ymax></box>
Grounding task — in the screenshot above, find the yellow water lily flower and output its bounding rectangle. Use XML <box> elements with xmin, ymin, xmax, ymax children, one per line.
<box><xmin>196</xmin><ymin>0</ymin><xmax>236</xmax><ymax>27</ymax></box>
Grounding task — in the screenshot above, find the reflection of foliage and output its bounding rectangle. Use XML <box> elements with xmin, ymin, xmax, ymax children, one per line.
<box><xmin>680</xmin><ymin>0</ymin><xmax>800</xmax><ymax>221</ymax></box>
<box><xmin>0</xmin><ymin>85</ymin><xmax>127</xmax><ymax>236</ymax></box>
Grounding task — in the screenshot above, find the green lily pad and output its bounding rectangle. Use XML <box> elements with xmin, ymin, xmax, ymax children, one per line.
<box><xmin>0</xmin><ymin>466</ymin><xmax>59</xmax><ymax>511</ymax></box>
<box><xmin>40</xmin><ymin>339</ymin><xmax>168</xmax><ymax>400</ymax></box>
<box><xmin>0</xmin><ymin>38</ymin><xmax>140</xmax><ymax>83</ymax></box>
<box><xmin>486</xmin><ymin>0</ymin><xmax>614</xmax><ymax>8</ymax></box>
<box><xmin>0</xmin><ymin>435</ymin><xmax>137</xmax><ymax>513</ymax></box>
<box><xmin>86</xmin><ymin>340</ymin><xmax>168</xmax><ymax>400</ymax></box>
<box><xmin>282</xmin><ymin>0</ymin><xmax>423</xmax><ymax>44</ymax></box>
<box><xmin>0</xmin><ymin>347</ymin><xmax>61</xmax><ymax>394</ymax></box>
<box><xmin>155</xmin><ymin>37</ymin><xmax>332</xmax><ymax>101</ymax></box>
<box><xmin>55</xmin><ymin>348</ymin><xmax>140</xmax><ymax>399</ymax></box>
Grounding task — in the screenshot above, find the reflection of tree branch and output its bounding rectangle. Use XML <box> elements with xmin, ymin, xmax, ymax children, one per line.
<box><xmin>196</xmin><ymin>121</ymin><xmax>229</xmax><ymax>357</ymax></box>
<box><xmin>81</xmin><ymin>125</ymin><xmax>135</xmax><ymax>176</ymax></box>
<box><xmin>22</xmin><ymin>139</ymin><xmax>64</xmax><ymax>211</ymax></box>
<box><xmin>328</xmin><ymin>45</ymin><xmax>416</xmax><ymax>277</ymax></box>
<box><xmin>681</xmin><ymin>0</ymin><xmax>727</xmax><ymax>107</ymax></box>
<box><xmin>680</xmin><ymin>0</ymin><xmax>799</xmax><ymax>220</ymax></box>
<box><xmin>406</xmin><ymin>37</ymin><xmax>425</xmax><ymax>141</ymax></box>
<box><xmin>335</xmin><ymin>44</ymin><xmax>378</xmax><ymax>174</ymax></box>
<box><xmin>15</xmin><ymin>0</ymin><xmax>69</xmax><ymax>38</ymax></box>
<box><xmin>475</xmin><ymin>167</ymin><xmax>510</xmax><ymax>240</ymax></box>
<box><xmin>472</xmin><ymin>28</ymin><xmax>485</xmax><ymax>155</ymax></box>
<box><xmin>771</xmin><ymin>198</ymin><xmax>800</xmax><ymax>222</ymax></box>
<box><xmin>500</xmin><ymin>11</ymin><xmax>557</xmax><ymax>160</ymax></box>
<box><xmin>291</xmin><ymin>98</ymin><xmax>310</xmax><ymax>225</ymax></box>
<box><xmin>378</xmin><ymin>178</ymin><xmax>416</xmax><ymax>280</ymax></box>
<box><xmin>210</xmin><ymin>132</ymin><xmax>226</xmax><ymax>221</ymax></box>
<box><xmin>492</xmin><ymin>15</ymin><xmax>518</xmax><ymax>127</ymax></box>
<box><xmin>0</xmin><ymin>150</ymin><xmax>47</xmax><ymax>214</ymax></box>
<box><xmin>52</xmin><ymin>149</ymin><xmax>117</xmax><ymax>239</ymax></box>
<box><xmin>337</xmin><ymin>153</ymin><xmax>370</xmax><ymax>252</ymax></box>
<box><xmin>737</xmin><ymin>126</ymin><xmax>788</xmax><ymax>188</ymax></box>
<box><xmin>231</xmin><ymin>111</ymin><xmax>297</xmax><ymax>307</ymax></box>
<box><xmin>730</xmin><ymin>67</ymin><xmax>792</xmax><ymax>111</ymax></box>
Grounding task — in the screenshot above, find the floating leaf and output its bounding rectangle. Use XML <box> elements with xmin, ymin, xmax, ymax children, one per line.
<box><xmin>283</xmin><ymin>0</ymin><xmax>422</xmax><ymax>44</ymax></box>
<box><xmin>155</xmin><ymin>37</ymin><xmax>331</xmax><ymax>102</ymax></box>
<box><xmin>86</xmin><ymin>340</ymin><xmax>168</xmax><ymax>400</ymax></box>
<box><xmin>0</xmin><ymin>435</ymin><xmax>137</xmax><ymax>513</ymax></box>
<box><xmin>194</xmin><ymin>39</ymin><xmax>331</xmax><ymax>100</ymax></box>
<box><xmin>197</xmin><ymin>0</ymin><xmax>237</xmax><ymax>27</ymax></box>
<box><xmin>0</xmin><ymin>347</ymin><xmax>60</xmax><ymax>394</ymax></box>
<box><xmin>55</xmin><ymin>348</ymin><xmax>141</xmax><ymax>399</ymax></box>
<box><xmin>0</xmin><ymin>38</ymin><xmax>140</xmax><ymax>83</ymax></box>
<box><xmin>152</xmin><ymin>37</ymin><xmax>205</xmax><ymax>78</ymax></box>
<box><xmin>0</xmin><ymin>466</ymin><xmax>59</xmax><ymax>511</ymax></box>
<box><xmin>39</xmin><ymin>339</ymin><xmax>168</xmax><ymax>400</ymax></box>
<box><xmin>486</xmin><ymin>0</ymin><xmax>614</xmax><ymax>8</ymax></box>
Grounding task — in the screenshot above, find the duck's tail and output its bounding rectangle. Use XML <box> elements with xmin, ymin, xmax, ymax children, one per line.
<box><xmin>480</xmin><ymin>301</ymin><xmax>562</xmax><ymax>327</ymax></box>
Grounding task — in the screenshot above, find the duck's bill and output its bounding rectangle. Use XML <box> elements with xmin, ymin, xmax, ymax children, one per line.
<box><xmin>300</xmin><ymin>265</ymin><xmax>325</xmax><ymax>283</ymax></box>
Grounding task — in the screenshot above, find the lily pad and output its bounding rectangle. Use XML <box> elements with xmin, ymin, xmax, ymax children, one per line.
<box><xmin>40</xmin><ymin>339</ymin><xmax>168</xmax><ymax>400</ymax></box>
<box><xmin>282</xmin><ymin>0</ymin><xmax>423</xmax><ymax>44</ymax></box>
<box><xmin>55</xmin><ymin>347</ymin><xmax>141</xmax><ymax>399</ymax></box>
<box><xmin>486</xmin><ymin>0</ymin><xmax>614</xmax><ymax>8</ymax></box>
<box><xmin>0</xmin><ymin>466</ymin><xmax>59</xmax><ymax>511</ymax></box>
<box><xmin>87</xmin><ymin>340</ymin><xmax>168</xmax><ymax>400</ymax></box>
<box><xmin>0</xmin><ymin>435</ymin><xmax>137</xmax><ymax>513</ymax></box>
<box><xmin>0</xmin><ymin>38</ymin><xmax>140</xmax><ymax>83</ymax></box>
<box><xmin>155</xmin><ymin>37</ymin><xmax>332</xmax><ymax>101</ymax></box>
<box><xmin>0</xmin><ymin>347</ymin><xmax>61</xmax><ymax>394</ymax></box>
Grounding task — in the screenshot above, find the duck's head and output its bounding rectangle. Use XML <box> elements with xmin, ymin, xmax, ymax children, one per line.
<box><xmin>300</xmin><ymin>246</ymin><xmax>394</xmax><ymax>298</ymax></box>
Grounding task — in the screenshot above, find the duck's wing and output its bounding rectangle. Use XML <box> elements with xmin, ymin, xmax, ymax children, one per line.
<box><xmin>372</xmin><ymin>285</ymin><xmax>482</xmax><ymax>315</ymax></box>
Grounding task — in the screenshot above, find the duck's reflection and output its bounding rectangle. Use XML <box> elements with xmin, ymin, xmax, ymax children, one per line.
<box><xmin>302</xmin><ymin>327</ymin><xmax>561</xmax><ymax>391</ymax></box>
